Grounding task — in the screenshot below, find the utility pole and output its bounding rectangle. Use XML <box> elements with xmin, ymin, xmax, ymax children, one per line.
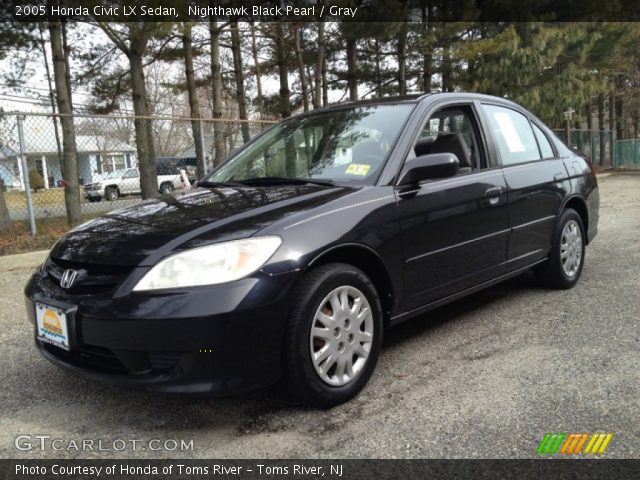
<box><xmin>564</xmin><ymin>108</ymin><xmax>574</xmax><ymax>147</ymax></box>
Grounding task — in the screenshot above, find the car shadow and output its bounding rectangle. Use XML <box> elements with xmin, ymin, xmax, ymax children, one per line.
<box><xmin>383</xmin><ymin>271</ymin><xmax>542</xmax><ymax>348</ymax></box>
<box><xmin>15</xmin><ymin>272</ymin><xmax>545</xmax><ymax>437</ymax></box>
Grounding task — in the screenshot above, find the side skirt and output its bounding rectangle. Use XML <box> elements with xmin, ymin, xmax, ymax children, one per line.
<box><xmin>389</xmin><ymin>259</ymin><xmax>547</xmax><ymax>327</ymax></box>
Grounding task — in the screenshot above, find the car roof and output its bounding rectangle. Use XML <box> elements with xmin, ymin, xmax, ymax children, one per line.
<box><xmin>319</xmin><ymin>92</ymin><xmax>523</xmax><ymax>111</ymax></box>
<box><xmin>316</xmin><ymin>95</ymin><xmax>423</xmax><ymax>112</ymax></box>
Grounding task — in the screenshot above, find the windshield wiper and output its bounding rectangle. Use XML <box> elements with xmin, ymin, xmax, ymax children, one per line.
<box><xmin>239</xmin><ymin>176</ymin><xmax>334</xmax><ymax>187</ymax></box>
<box><xmin>196</xmin><ymin>180</ymin><xmax>246</xmax><ymax>189</ymax></box>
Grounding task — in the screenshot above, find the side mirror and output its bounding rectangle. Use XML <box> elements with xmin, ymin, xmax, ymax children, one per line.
<box><xmin>397</xmin><ymin>153</ymin><xmax>459</xmax><ymax>186</ymax></box>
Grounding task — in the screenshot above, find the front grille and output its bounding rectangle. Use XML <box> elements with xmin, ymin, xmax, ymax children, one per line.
<box><xmin>46</xmin><ymin>257</ymin><xmax>132</xmax><ymax>294</ymax></box>
<box><xmin>43</xmin><ymin>342</ymin><xmax>128</xmax><ymax>374</ymax></box>
<box><xmin>83</xmin><ymin>184</ymin><xmax>101</xmax><ymax>191</ymax></box>
<box><xmin>42</xmin><ymin>342</ymin><xmax>183</xmax><ymax>375</ymax></box>
<box><xmin>149</xmin><ymin>352</ymin><xmax>183</xmax><ymax>371</ymax></box>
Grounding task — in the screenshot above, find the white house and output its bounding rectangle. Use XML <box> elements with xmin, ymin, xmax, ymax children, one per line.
<box><xmin>0</xmin><ymin>116</ymin><xmax>136</xmax><ymax>190</ymax></box>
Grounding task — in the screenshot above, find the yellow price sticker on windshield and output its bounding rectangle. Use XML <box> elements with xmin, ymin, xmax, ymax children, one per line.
<box><xmin>345</xmin><ymin>164</ymin><xmax>371</xmax><ymax>176</ymax></box>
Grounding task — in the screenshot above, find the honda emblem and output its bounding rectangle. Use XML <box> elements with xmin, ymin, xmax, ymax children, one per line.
<box><xmin>60</xmin><ymin>269</ymin><xmax>78</xmax><ymax>289</ymax></box>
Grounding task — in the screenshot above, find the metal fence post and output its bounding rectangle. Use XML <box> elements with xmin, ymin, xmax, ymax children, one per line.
<box><xmin>17</xmin><ymin>114</ymin><xmax>36</xmax><ymax>237</ymax></box>
<box><xmin>199</xmin><ymin>118</ymin><xmax>207</xmax><ymax>175</ymax></box>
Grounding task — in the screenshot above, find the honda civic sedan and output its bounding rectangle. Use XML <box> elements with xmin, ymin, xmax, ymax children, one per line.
<box><xmin>25</xmin><ymin>93</ymin><xmax>599</xmax><ymax>407</ymax></box>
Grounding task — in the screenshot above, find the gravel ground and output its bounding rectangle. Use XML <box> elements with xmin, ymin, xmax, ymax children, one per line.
<box><xmin>0</xmin><ymin>173</ymin><xmax>638</xmax><ymax>459</ymax></box>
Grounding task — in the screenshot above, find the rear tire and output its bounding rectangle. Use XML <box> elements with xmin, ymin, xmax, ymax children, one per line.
<box><xmin>283</xmin><ymin>263</ymin><xmax>383</xmax><ymax>408</ymax></box>
<box><xmin>159</xmin><ymin>182</ymin><xmax>173</xmax><ymax>195</ymax></box>
<box><xmin>104</xmin><ymin>187</ymin><xmax>119</xmax><ymax>201</ymax></box>
<box><xmin>535</xmin><ymin>208</ymin><xmax>585</xmax><ymax>289</ymax></box>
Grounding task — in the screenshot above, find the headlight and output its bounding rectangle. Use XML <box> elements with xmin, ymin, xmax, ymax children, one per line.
<box><xmin>133</xmin><ymin>236</ymin><xmax>282</xmax><ymax>291</ymax></box>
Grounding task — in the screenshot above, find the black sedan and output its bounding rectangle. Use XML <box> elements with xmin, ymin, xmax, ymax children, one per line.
<box><xmin>25</xmin><ymin>93</ymin><xmax>599</xmax><ymax>407</ymax></box>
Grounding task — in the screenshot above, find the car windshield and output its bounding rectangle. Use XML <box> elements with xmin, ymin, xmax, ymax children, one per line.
<box><xmin>205</xmin><ymin>104</ymin><xmax>414</xmax><ymax>185</ymax></box>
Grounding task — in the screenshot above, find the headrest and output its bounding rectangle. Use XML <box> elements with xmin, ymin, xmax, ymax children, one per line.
<box><xmin>429</xmin><ymin>133</ymin><xmax>471</xmax><ymax>168</ymax></box>
<box><xmin>414</xmin><ymin>136</ymin><xmax>435</xmax><ymax>157</ymax></box>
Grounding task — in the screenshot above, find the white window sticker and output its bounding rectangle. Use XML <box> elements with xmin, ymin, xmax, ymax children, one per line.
<box><xmin>493</xmin><ymin>112</ymin><xmax>525</xmax><ymax>153</ymax></box>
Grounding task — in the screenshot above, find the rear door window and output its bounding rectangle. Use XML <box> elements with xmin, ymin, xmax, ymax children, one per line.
<box><xmin>482</xmin><ymin>104</ymin><xmax>541</xmax><ymax>165</ymax></box>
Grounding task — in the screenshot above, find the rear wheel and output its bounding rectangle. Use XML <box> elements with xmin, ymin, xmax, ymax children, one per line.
<box><xmin>104</xmin><ymin>187</ymin><xmax>119</xmax><ymax>201</ymax></box>
<box><xmin>159</xmin><ymin>182</ymin><xmax>173</xmax><ymax>195</ymax></box>
<box><xmin>535</xmin><ymin>208</ymin><xmax>585</xmax><ymax>289</ymax></box>
<box><xmin>284</xmin><ymin>263</ymin><xmax>383</xmax><ymax>408</ymax></box>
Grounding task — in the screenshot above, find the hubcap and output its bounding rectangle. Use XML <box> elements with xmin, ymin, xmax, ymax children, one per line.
<box><xmin>560</xmin><ymin>219</ymin><xmax>582</xmax><ymax>278</ymax></box>
<box><xmin>309</xmin><ymin>286</ymin><xmax>374</xmax><ymax>387</ymax></box>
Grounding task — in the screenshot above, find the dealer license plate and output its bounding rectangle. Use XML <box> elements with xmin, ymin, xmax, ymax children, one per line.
<box><xmin>35</xmin><ymin>302</ymin><xmax>70</xmax><ymax>351</ymax></box>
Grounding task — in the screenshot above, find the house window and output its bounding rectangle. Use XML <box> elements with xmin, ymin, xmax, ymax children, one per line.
<box><xmin>101</xmin><ymin>154</ymin><xmax>127</xmax><ymax>174</ymax></box>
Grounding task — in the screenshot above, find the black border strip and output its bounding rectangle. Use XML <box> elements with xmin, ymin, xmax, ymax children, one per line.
<box><xmin>2</xmin><ymin>459</ymin><xmax>640</xmax><ymax>480</ymax></box>
<box><xmin>5</xmin><ymin>0</ymin><xmax>640</xmax><ymax>23</ymax></box>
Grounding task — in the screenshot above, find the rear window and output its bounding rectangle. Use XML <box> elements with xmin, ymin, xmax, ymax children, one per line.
<box><xmin>157</xmin><ymin>159</ymin><xmax>179</xmax><ymax>175</ymax></box>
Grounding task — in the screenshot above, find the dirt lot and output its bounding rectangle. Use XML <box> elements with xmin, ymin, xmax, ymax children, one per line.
<box><xmin>0</xmin><ymin>173</ymin><xmax>638</xmax><ymax>459</ymax></box>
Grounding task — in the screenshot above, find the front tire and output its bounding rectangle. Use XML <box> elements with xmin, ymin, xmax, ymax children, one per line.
<box><xmin>536</xmin><ymin>208</ymin><xmax>585</xmax><ymax>289</ymax></box>
<box><xmin>283</xmin><ymin>263</ymin><xmax>384</xmax><ymax>408</ymax></box>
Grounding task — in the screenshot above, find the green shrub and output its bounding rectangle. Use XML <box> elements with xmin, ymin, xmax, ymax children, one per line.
<box><xmin>28</xmin><ymin>169</ymin><xmax>45</xmax><ymax>191</ymax></box>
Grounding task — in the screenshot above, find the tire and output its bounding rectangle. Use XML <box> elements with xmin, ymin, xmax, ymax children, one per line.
<box><xmin>159</xmin><ymin>182</ymin><xmax>173</xmax><ymax>195</ymax></box>
<box><xmin>283</xmin><ymin>263</ymin><xmax>384</xmax><ymax>408</ymax></box>
<box><xmin>535</xmin><ymin>208</ymin><xmax>585</xmax><ymax>289</ymax></box>
<box><xmin>104</xmin><ymin>187</ymin><xmax>119</xmax><ymax>201</ymax></box>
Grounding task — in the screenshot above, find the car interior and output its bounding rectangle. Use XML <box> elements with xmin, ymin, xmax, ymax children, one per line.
<box><xmin>412</xmin><ymin>107</ymin><xmax>484</xmax><ymax>174</ymax></box>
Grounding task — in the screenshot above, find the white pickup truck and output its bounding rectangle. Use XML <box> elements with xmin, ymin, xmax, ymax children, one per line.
<box><xmin>83</xmin><ymin>168</ymin><xmax>183</xmax><ymax>202</ymax></box>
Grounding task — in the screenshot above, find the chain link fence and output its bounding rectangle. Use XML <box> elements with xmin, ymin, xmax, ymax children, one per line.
<box><xmin>553</xmin><ymin>129</ymin><xmax>616</xmax><ymax>168</ymax></box>
<box><xmin>614</xmin><ymin>140</ymin><xmax>640</xmax><ymax>169</ymax></box>
<box><xmin>0</xmin><ymin>112</ymin><xmax>274</xmax><ymax>245</ymax></box>
<box><xmin>3</xmin><ymin>115</ymin><xmax>630</xmax><ymax>253</ymax></box>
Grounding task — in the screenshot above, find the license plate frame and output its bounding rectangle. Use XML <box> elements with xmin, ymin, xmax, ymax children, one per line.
<box><xmin>35</xmin><ymin>302</ymin><xmax>76</xmax><ymax>351</ymax></box>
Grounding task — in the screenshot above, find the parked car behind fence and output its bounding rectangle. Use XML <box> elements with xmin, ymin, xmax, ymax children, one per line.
<box><xmin>83</xmin><ymin>168</ymin><xmax>184</xmax><ymax>202</ymax></box>
<box><xmin>156</xmin><ymin>157</ymin><xmax>198</xmax><ymax>184</ymax></box>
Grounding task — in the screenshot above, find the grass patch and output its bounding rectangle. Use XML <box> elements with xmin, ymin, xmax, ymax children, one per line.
<box><xmin>4</xmin><ymin>189</ymin><xmax>73</xmax><ymax>209</ymax></box>
<box><xmin>0</xmin><ymin>214</ymin><xmax>98</xmax><ymax>257</ymax></box>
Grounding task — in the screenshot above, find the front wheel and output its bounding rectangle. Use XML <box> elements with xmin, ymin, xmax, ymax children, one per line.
<box><xmin>283</xmin><ymin>263</ymin><xmax>383</xmax><ymax>408</ymax></box>
<box><xmin>535</xmin><ymin>208</ymin><xmax>585</xmax><ymax>289</ymax></box>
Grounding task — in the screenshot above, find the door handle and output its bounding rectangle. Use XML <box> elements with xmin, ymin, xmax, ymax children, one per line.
<box><xmin>554</xmin><ymin>172</ymin><xmax>565</xmax><ymax>182</ymax></box>
<box><xmin>485</xmin><ymin>187</ymin><xmax>503</xmax><ymax>205</ymax></box>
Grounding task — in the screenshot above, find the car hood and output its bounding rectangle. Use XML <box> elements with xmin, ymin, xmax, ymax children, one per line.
<box><xmin>50</xmin><ymin>185</ymin><xmax>354</xmax><ymax>266</ymax></box>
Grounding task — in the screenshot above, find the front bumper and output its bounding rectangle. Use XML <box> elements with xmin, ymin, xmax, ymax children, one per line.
<box><xmin>25</xmin><ymin>266</ymin><xmax>299</xmax><ymax>395</ymax></box>
<box><xmin>84</xmin><ymin>191</ymin><xmax>103</xmax><ymax>199</ymax></box>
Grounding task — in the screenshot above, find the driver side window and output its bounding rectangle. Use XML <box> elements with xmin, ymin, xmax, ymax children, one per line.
<box><xmin>411</xmin><ymin>106</ymin><xmax>484</xmax><ymax>173</ymax></box>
